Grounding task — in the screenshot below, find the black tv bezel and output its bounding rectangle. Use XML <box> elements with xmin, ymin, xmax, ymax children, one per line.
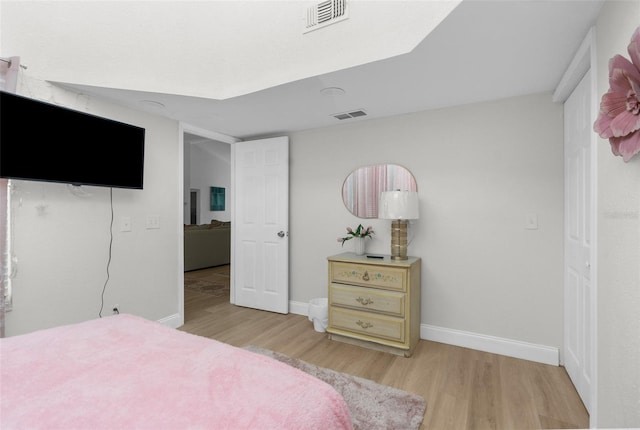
<box><xmin>0</xmin><ymin>90</ymin><xmax>146</xmax><ymax>190</ymax></box>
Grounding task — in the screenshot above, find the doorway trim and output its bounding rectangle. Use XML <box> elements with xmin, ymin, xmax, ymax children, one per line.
<box><xmin>553</xmin><ymin>27</ymin><xmax>598</xmax><ymax>427</ymax></box>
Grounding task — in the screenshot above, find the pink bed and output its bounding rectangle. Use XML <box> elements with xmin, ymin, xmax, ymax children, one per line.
<box><xmin>0</xmin><ymin>314</ymin><xmax>353</xmax><ymax>429</ymax></box>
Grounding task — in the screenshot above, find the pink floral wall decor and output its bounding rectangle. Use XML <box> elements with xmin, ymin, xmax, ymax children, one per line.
<box><xmin>594</xmin><ymin>26</ymin><xmax>640</xmax><ymax>162</ymax></box>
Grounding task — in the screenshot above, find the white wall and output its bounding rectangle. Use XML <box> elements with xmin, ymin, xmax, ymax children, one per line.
<box><xmin>289</xmin><ymin>91</ymin><xmax>564</xmax><ymax>349</ymax></box>
<box><xmin>5</xmin><ymin>78</ymin><xmax>183</xmax><ymax>336</ymax></box>
<box><xmin>189</xmin><ymin>141</ymin><xmax>231</xmax><ymax>223</ymax></box>
<box><xmin>594</xmin><ymin>1</ymin><xmax>640</xmax><ymax>427</ymax></box>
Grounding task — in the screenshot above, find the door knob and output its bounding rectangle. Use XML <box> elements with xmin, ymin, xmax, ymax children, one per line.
<box><xmin>277</xmin><ymin>231</ymin><xmax>285</xmax><ymax>238</ymax></box>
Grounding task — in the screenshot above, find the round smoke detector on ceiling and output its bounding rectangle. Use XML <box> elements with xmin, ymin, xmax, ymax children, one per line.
<box><xmin>320</xmin><ymin>87</ymin><xmax>346</xmax><ymax>96</ymax></box>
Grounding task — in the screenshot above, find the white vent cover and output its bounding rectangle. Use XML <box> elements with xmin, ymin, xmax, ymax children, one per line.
<box><xmin>332</xmin><ymin>109</ymin><xmax>367</xmax><ymax>120</ymax></box>
<box><xmin>305</xmin><ymin>0</ymin><xmax>348</xmax><ymax>34</ymax></box>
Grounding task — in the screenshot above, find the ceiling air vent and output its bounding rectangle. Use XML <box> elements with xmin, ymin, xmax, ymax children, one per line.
<box><xmin>332</xmin><ymin>109</ymin><xmax>367</xmax><ymax>120</ymax></box>
<box><xmin>305</xmin><ymin>0</ymin><xmax>348</xmax><ymax>34</ymax></box>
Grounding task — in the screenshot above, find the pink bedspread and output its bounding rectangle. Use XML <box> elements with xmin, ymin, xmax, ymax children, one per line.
<box><xmin>0</xmin><ymin>314</ymin><xmax>353</xmax><ymax>429</ymax></box>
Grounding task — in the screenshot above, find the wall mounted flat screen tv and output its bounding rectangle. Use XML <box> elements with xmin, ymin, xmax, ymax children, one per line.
<box><xmin>0</xmin><ymin>91</ymin><xmax>145</xmax><ymax>189</ymax></box>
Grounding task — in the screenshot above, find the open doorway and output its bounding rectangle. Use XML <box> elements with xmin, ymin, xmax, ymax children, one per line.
<box><xmin>182</xmin><ymin>127</ymin><xmax>236</xmax><ymax>320</ymax></box>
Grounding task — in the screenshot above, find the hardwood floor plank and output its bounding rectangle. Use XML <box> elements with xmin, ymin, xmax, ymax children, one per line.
<box><xmin>499</xmin><ymin>356</ymin><xmax>543</xmax><ymax>429</ymax></box>
<box><xmin>467</xmin><ymin>359</ymin><xmax>503</xmax><ymax>430</ymax></box>
<box><xmin>180</xmin><ymin>268</ymin><xmax>589</xmax><ymax>430</ymax></box>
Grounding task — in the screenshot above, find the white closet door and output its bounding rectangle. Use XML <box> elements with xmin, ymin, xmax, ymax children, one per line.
<box><xmin>564</xmin><ymin>69</ymin><xmax>593</xmax><ymax>412</ymax></box>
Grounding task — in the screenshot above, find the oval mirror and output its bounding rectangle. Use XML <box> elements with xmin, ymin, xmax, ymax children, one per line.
<box><xmin>342</xmin><ymin>164</ymin><xmax>417</xmax><ymax>218</ymax></box>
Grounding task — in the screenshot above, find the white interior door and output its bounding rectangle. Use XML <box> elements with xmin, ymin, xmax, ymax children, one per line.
<box><xmin>232</xmin><ymin>136</ymin><xmax>289</xmax><ymax>314</ymax></box>
<box><xmin>564</xmin><ymin>69</ymin><xmax>593</xmax><ymax>412</ymax></box>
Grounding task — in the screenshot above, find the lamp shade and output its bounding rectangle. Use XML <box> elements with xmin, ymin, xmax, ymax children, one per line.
<box><xmin>379</xmin><ymin>191</ymin><xmax>419</xmax><ymax>220</ymax></box>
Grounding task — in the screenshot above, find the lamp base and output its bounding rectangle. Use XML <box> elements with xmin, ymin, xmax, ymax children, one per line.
<box><xmin>390</xmin><ymin>219</ymin><xmax>409</xmax><ymax>260</ymax></box>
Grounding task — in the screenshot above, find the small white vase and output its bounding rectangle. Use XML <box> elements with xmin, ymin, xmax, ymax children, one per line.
<box><xmin>353</xmin><ymin>237</ymin><xmax>366</xmax><ymax>256</ymax></box>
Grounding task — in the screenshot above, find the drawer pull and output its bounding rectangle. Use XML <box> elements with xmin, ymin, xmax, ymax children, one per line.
<box><xmin>362</xmin><ymin>270</ymin><xmax>370</xmax><ymax>281</ymax></box>
<box><xmin>355</xmin><ymin>297</ymin><xmax>374</xmax><ymax>306</ymax></box>
<box><xmin>356</xmin><ymin>320</ymin><xmax>373</xmax><ymax>329</ymax></box>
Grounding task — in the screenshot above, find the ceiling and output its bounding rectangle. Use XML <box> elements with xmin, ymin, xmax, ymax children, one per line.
<box><xmin>59</xmin><ymin>0</ymin><xmax>604</xmax><ymax>142</ymax></box>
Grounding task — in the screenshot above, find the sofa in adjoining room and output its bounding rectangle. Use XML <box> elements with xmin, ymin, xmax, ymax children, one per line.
<box><xmin>184</xmin><ymin>220</ymin><xmax>230</xmax><ymax>271</ymax></box>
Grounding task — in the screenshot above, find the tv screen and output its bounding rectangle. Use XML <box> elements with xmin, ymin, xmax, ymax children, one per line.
<box><xmin>0</xmin><ymin>91</ymin><xmax>145</xmax><ymax>189</ymax></box>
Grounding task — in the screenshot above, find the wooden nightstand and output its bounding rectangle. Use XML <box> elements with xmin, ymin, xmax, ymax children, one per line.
<box><xmin>326</xmin><ymin>253</ymin><xmax>421</xmax><ymax>357</ymax></box>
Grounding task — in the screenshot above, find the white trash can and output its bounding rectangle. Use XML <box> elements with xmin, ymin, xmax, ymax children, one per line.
<box><xmin>308</xmin><ymin>298</ymin><xmax>328</xmax><ymax>332</ymax></box>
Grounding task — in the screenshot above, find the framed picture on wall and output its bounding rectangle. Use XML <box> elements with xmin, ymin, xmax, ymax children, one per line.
<box><xmin>210</xmin><ymin>187</ymin><xmax>225</xmax><ymax>211</ymax></box>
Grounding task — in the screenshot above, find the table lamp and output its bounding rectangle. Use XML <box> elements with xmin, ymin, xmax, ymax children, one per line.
<box><xmin>379</xmin><ymin>191</ymin><xmax>419</xmax><ymax>260</ymax></box>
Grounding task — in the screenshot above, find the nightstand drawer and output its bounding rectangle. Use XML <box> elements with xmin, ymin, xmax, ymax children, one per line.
<box><xmin>329</xmin><ymin>307</ymin><xmax>405</xmax><ymax>343</ymax></box>
<box><xmin>330</xmin><ymin>283</ymin><xmax>405</xmax><ymax>316</ymax></box>
<box><xmin>330</xmin><ymin>261</ymin><xmax>406</xmax><ymax>292</ymax></box>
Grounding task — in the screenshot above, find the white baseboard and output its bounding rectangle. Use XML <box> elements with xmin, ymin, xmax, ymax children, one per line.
<box><xmin>421</xmin><ymin>324</ymin><xmax>559</xmax><ymax>366</ymax></box>
<box><xmin>275</xmin><ymin>302</ymin><xmax>559</xmax><ymax>366</ymax></box>
<box><xmin>289</xmin><ymin>300</ymin><xmax>309</xmax><ymax>318</ymax></box>
<box><xmin>157</xmin><ymin>313</ymin><xmax>182</xmax><ymax>329</ymax></box>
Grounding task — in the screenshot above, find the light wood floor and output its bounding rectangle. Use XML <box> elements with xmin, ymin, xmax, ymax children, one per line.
<box><xmin>180</xmin><ymin>266</ymin><xmax>589</xmax><ymax>430</ymax></box>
